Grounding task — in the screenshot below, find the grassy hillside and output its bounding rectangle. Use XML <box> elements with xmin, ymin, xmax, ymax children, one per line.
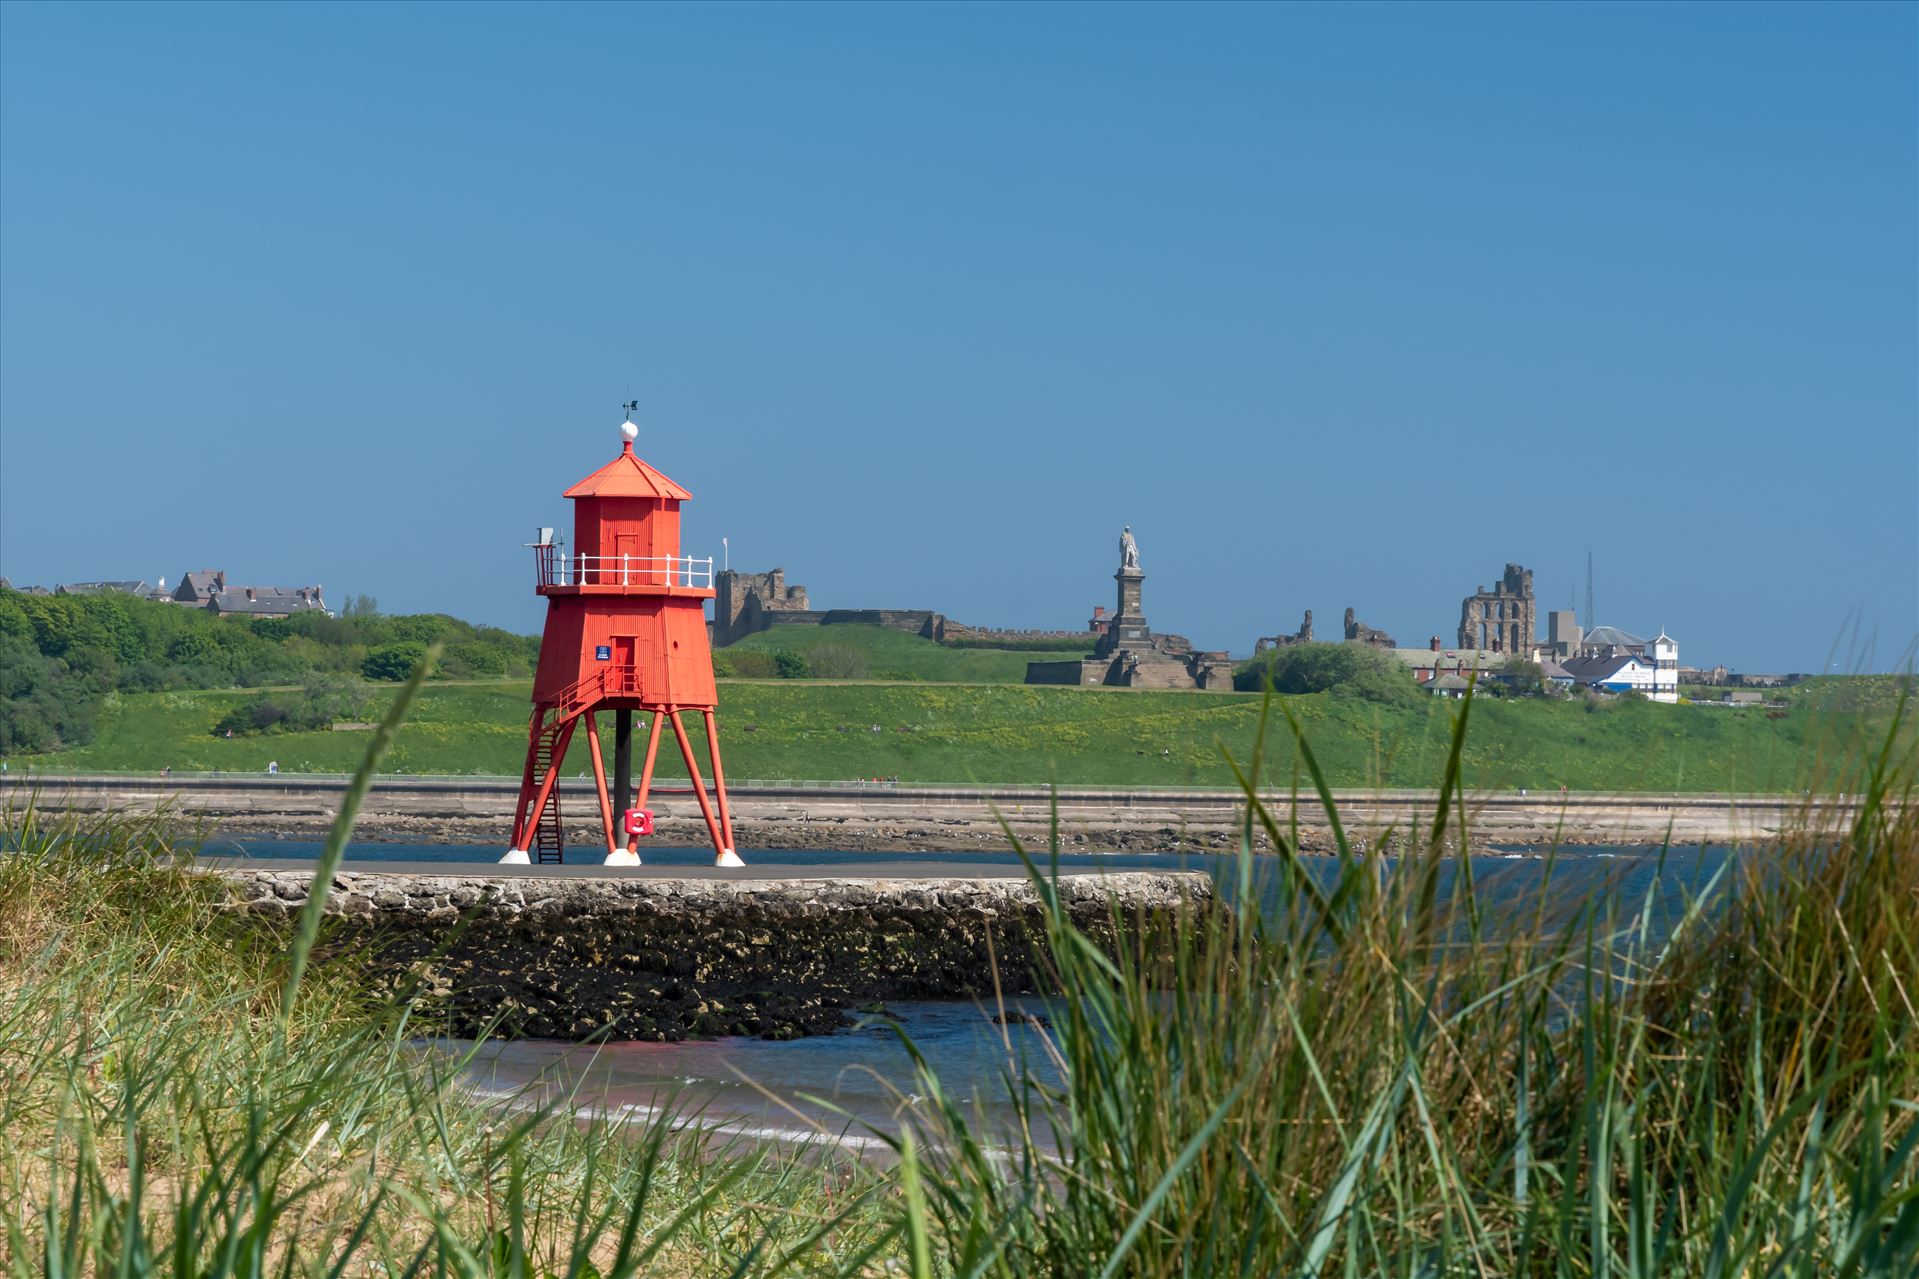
<box><xmin>0</xmin><ymin>586</ymin><xmax>538</xmax><ymax>753</ymax></box>
<box><xmin>721</xmin><ymin>622</ymin><xmax>1085</xmax><ymax>682</ymax></box>
<box><xmin>19</xmin><ymin>676</ymin><xmax>1904</xmax><ymax>792</ymax></box>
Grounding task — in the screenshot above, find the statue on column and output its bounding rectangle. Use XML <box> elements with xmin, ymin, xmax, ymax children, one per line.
<box><xmin>1119</xmin><ymin>525</ymin><xmax>1140</xmax><ymax>571</ymax></box>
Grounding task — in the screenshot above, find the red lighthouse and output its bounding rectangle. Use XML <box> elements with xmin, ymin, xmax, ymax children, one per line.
<box><xmin>502</xmin><ymin>417</ymin><xmax>742</xmax><ymax>867</ymax></box>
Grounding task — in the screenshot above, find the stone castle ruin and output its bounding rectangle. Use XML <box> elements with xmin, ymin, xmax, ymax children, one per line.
<box><xmin>1255</xmin><ymin>607</ymin><xmax>1395</xmax><ymax>653</ymax></box>
<box><xmin>1457</xmin><ymin>564</ymin><xmax>1536</xmax><ymax>654</ymax></box>
<box><xmin>1343</xmin><ymin>608</ymin><xmax>1396</xmax><ymax>649</ymax></box>
<box><xmin>712</xmin><ymin>568</ymin><xmax>813</xmax><ymax>647</ymax></box>
<box><xmin>1024</xmin><ymin>528</ymin><xmax>1233</xmax><ymax>690</ymax></box>
<box><xmin>1254</xmin><ymin>610</ymin><xmax>1314</xmax><ymax>655</ymax></box>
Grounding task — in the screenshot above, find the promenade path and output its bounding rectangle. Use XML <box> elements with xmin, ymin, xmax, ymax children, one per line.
<box><xmin>5</xmin><ymin>771</ymin><xmax>1855</xmax><ymax>849</ymax></box>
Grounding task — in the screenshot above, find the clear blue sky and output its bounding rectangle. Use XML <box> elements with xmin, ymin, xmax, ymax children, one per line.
<box><xmin>3</xmin><ymin>1</ymin><xmax>1913</xmax><ymax>673</ymax></box>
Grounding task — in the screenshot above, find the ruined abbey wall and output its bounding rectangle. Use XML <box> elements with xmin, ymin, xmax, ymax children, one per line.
<box><xmin>1457</xmin><ymin>564</ymin><xmax>1536</xmax><ymax>655</ymax></box>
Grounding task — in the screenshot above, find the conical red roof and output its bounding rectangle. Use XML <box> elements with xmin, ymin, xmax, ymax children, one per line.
<box><xmin>562</xmin><ymin>442</ymin><xmax>694</xmax><ymax>501</ymax></box>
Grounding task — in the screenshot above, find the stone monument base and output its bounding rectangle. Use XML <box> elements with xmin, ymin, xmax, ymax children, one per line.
<box><xmin>1026</xmin><ymin>647</ymin><xmax>1233</xmax><ymax>690</ymax></box>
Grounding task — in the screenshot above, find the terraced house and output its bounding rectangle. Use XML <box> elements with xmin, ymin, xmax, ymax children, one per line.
<box><xmin>163</xmin><ymin>570</ymin><xmax>330</xmax><ymax>618</ymax></box>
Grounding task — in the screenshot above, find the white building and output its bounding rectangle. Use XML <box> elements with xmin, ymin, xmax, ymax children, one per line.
<box><xmin>1646</xmin><ymin>630</ymin><xmax>1679</xmax><ymax>703</ymax></box>
<box><xmin>1562</xmin><ymin>629</ymin><xmax>1679</xmax><ymax>703</ymax></box>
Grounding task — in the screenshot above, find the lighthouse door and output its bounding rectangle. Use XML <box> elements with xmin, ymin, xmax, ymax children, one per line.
<box><xmin>611</xmin><ymin>636</ymin><xmax>638</xmax><ymax>694</ymax></box>
<box><xmin>614</xmin><ymin>533</ymin><xmax>641</xmax><ymax>586</ymax></box>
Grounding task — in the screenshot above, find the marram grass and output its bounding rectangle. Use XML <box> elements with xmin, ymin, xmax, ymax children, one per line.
<box><xmin>1</xmin><ymin>677</ymin><xmax>1914</xmax><ymax>1276</ymax></box>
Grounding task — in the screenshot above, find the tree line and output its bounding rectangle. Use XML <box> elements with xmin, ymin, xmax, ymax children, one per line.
<box><xmin>0</xmin><ymin>588</ymin><xmax>538</xmax><ymax>754</ymax></box>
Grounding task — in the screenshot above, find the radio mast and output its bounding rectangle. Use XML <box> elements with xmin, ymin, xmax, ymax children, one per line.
<box><xmin>1585</xmin><ymin>550</ymin><xmax>1594</xmax><ymax>630</ymax></box>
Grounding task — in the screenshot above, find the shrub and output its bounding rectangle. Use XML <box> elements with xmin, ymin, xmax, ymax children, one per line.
<box><xmin>772</xmin><ymin>649</ymin><xmax>809</xmax><ymax>679</ymax></box>
<box><xmin>362</xmin><ymin>642</ymin><xmax>429</xmax><ymax>682</ymax></box>
<box><xmin>1234</xmin><ymin>641</ymin><xmax>1419</xmax><ymax>704</ymax></box>
<box><xmin>1493</xmin><ymin>657</ymin><xmax>1546</xmax><ymax>697</ymax></box>
<box><xmin>165</xmin><ymin>630</ymin><xmax>218</xmax><ymax>665</ymax></box>
<box><xmin>210</xmin><ymin>676</ymin><xmax>372</xmax><ymax>738</ymax></box>
<box><xmin>118</xmin><ymin>660</ymin><xmax>180</xmax><ymax>693</ymax></box>
<box><xmin>387</xmin><ymin>614</ymin><xmax>456</xmax><ymax>645</ymax></box>
<box><xmin>0</xmin><ymin>636</ymin><xmax>96</xmax><ymax>752</ymax></box>
<box><xmin>214</xmin><ymin>698</ymin><xmax>294</xmax><ymax>737</ymax></box>
<box><xmin>441</xmin><ymin>641</ymin><xmax>508</xmax><ymax>679</ymax></box>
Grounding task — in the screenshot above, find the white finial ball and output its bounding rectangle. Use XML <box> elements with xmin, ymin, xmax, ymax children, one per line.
<box><xmin>620</xmin><ymin>420</ymin><xmax>639</xmax><ymax>443</ymax></box>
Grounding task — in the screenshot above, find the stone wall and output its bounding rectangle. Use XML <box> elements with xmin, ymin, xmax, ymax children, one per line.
<box><xmin>931</xmin><ymin>619</ymin><xmax>1095</xmax><ymax>646</ymax></box>
<box><xmin>226</xmin><ymin>868</ymin><xmax>1210</xmax><ymax>1041</ymax></box>
<box><xmin>753</xmin><ymin>610</ymin><xmax>830</xmax><ymax>630</ymax></box>
<box><xmin>1024</xmin><ymin>658</ymin><xmax>1108</xmax><ymax>685</ymax></box>
<box><xmin>820</xmin><ymin>608</ymin><xmax>942</xmax><ymax>634</ymax></box>
<box><xmin>716</xmin><ymin>564</ymin><xmax>1126</xmax><ymax>656</ymax></box>
<box><xmin>712</xmin><ymin>567</ymin><xmax>1094</xmax><ymax>653</ymax></box>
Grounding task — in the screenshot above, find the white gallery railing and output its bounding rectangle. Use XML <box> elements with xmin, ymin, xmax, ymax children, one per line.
<box><xmin>533</xmin><ymin>547</ymin><xmax>713</xmax><ymax>589</ymax></box>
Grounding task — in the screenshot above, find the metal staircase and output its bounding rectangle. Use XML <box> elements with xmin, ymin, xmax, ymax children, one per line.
<box><xmin>528</xmin><ymin>726</ymin><xmax>565</xmax><ymax>864</ymax></box>
<box><xmin>512</xmin><ymin>666</ymin><xmax>637</xmax><ymax>865</ymax></box>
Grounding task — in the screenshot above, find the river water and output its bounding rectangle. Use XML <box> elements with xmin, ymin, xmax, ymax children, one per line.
<box><xmin>223</xmin><ymin>839</ymin><xmax>1737</xmax><ymax>1147</ymax></box>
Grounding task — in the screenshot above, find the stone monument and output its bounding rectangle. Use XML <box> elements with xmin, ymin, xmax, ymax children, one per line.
<box><xmin>1099</xmin><ymin>525</ymin><xmax>1151</xmax><ymax>656</ymax></box>
<box><xmin>1026</xmin><ymin>527</ymin><xmax>1233</xmax><ymax>690</ymax></box>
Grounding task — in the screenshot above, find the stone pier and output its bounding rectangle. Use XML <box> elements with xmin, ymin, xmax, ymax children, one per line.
<box><xmin>224</xmin><ymin>866</ymin><xmax>1211</xmax><ymax>1041</ymax></box>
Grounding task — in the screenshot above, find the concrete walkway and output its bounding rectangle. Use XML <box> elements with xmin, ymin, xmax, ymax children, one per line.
<box><xmin>15</xmin><ymin>771</ymin><xmax>1857</xmax><ymax>850</ymax></box>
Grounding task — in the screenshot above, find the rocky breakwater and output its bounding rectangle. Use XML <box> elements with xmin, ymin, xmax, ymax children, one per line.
<box><xmin>226</xmin><ymin>868</ymin><xmax>1211</xmax><ymax>1041</ymax></box>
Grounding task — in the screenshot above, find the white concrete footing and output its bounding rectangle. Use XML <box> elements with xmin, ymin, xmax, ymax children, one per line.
<box><xmin>716</xmin><ymin>848</ymin><xmax>745</xmax><ymax>868</ymax></box>
<box><xmin>499</xmin><ymin>848</ymin><xmax>531</xmax><ymax>865</ymax></box>
<box><xmin>604</xmin><ymin>849</ymin><xmax>642</xmax><ymax>866</ymax></box>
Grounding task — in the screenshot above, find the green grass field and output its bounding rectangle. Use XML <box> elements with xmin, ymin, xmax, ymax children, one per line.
<box><xmin>720</xmin><ymin>622</ymin><xmax>1085</xmax><ymax>682</ymax></box>
<box><xmin>22</xmin><ymin>675</ymin><xmax>1902</xmax><ymax>792</ymax></box>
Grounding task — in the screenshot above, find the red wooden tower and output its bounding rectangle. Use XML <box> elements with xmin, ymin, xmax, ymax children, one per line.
<box><xmin>502</xmin><ymin>417</ymin><xmax>742</xmax><ymax>867</ymax></box>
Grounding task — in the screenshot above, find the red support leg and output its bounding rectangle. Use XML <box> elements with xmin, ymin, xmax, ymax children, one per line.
<box><xmin>666</xmin><ymin>708</ymin><xmax>728</xmax><ymax>861</ymax></box>
<box><xmin>583</xmin><ymin>712</ymin><xmax>617</xmax><ymax>859</ymax></box>
<box><xmin>702</xmin><ymin>708</ymin><xmax>739</xmax><ymax>859</ymax></box>
<box><xmin>629</xmin><ymin>710</ymin><xmax>665</xmax><ymax>856</ymax></box>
